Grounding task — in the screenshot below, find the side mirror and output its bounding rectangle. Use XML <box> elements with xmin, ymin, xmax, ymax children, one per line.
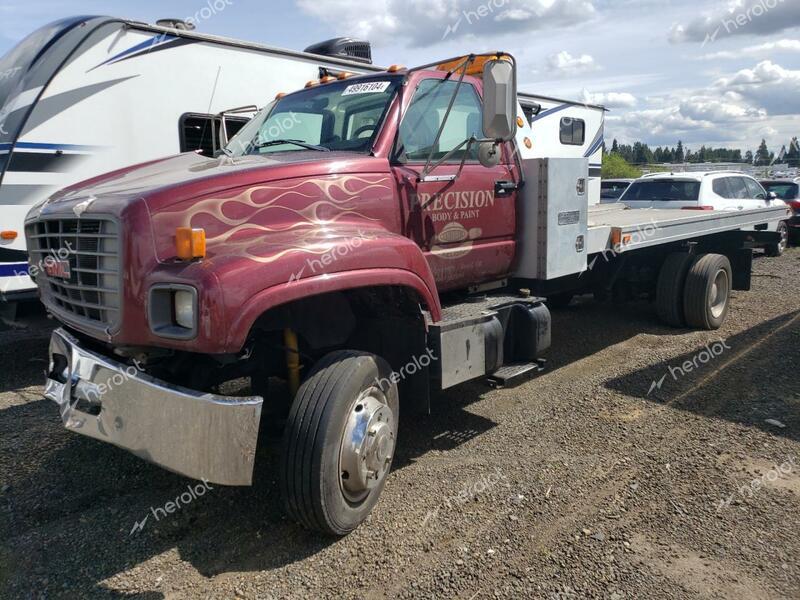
<box><xmin>482</xmin><ymin>58</ymin><xmax>517</xmax><ymax>142</ymax></box>
<box><xmin>477</xmin><ymin>141</ymin><xmax>501</xmax><ymax>168</ymax></box>
<box><xmin>768</xmin><ymin>191</ymin><xmax>778</xmax><ymax>201</ymax></box>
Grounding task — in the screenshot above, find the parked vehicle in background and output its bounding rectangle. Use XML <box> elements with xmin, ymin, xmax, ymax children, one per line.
<box><xmin>620</xmin><ymin>172</ymin><xmax>790</xmax><ymax>256</ymax></box>
<box><xmin>761</xmin><ymin>178</ymin><xmax>800</xmax><ymax>244</ymax></box>
<box><xmin>518</xmin><ymin>94</ymin><xmax>605</xmax><ymax>205</ymax></box>
<box><xmin>600</xmin><ymin>178</ymin><xmax>633</xmax><ymax>203</ymax></box>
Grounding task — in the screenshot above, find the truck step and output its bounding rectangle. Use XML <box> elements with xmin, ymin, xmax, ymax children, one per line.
<box><xmin>487</xmin><ymin>360</ymin><xmax>546</xmax><ymax>389</ymax></box>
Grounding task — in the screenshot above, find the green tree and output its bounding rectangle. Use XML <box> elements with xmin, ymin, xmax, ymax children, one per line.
<box><xmin>754</xmin><ymin>139</ymin><xmax>770</xmax><ymax>166</ymax></box>
<box><xmin>675</xmin><ymin>141</ymin><xmax>684</xmax><ymax>163</ymax></box>
<box><xmin>602</xmin><ymin>153</ymin><xmax>642</xmax><ymax>179</ymax></box>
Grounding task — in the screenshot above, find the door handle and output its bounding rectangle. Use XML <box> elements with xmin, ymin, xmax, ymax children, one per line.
<box><xmin>495</xmin><ymin>180</ymin><xmax>520</xmax><ymax>197</ymax></box>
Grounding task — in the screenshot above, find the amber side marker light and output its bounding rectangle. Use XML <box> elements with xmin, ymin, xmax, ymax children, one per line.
<box><xmin>0</xmin><ymin>231</ymin><xmax>17</xmax><ymax>241</ymax></box>
<box><xmin>176</xmin><ymin>227</ymin><xmax>206</xmax><ymax>260</ymax></box>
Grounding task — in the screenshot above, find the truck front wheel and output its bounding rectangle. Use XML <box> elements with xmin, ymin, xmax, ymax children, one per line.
<box><xmin>280</xmin><ymin>350</ymin><xmax>399</xmax><ymax>536</ymax></box>
<box><xmin>683</xmin><ymin>254</ymin><xmax>732</xmax><ymax>330</ymax></box>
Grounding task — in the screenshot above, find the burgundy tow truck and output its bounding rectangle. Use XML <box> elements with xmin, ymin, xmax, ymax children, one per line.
<box><xmin>26</xmin><ymin>53</ymin><xmax>786</xmax><ymax>534</ymax></box>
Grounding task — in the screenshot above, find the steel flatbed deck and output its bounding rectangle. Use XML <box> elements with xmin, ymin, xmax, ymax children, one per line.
<box><xmin>586</xmin><ymin>203</ymin><xmax>789</xmax><ymax>254</ymax></box>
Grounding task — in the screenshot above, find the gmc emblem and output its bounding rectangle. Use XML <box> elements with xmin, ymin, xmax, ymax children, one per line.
<box><xmin>44</xmin><ymin>259</ymin><xmax>71</xmax><ymax>280</ymax></box>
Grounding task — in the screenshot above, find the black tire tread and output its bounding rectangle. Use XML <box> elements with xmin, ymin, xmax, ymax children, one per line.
<box><xmin>765</xmin><ymin>222</ymin><xmax>787</xmax><ymax>257</ymax></box>
<box><xmin>280</xmin><ymin>350</ymin><xmax>374</xmax><ymax>534</ymax></box>
<box><xmin>656</xmin><ymin>252</ymin><xmax>693</xmax><ymax>327</ymax></box>
<box><xmin>683</xmin><ymin>254</ymin><xmax>731</xmax><ymax>330</ymax></box>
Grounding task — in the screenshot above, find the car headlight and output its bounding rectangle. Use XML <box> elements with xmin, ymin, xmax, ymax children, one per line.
<box><xmin>148</xmin><ymin>284</ymin><xmax>197</xmax><ymax>340</ymax></box>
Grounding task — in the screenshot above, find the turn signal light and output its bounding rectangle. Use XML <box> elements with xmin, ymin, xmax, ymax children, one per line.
<box><xmin>175</xmin><ymin>227</ymin><xmax>206</xmax><ymax>260</ymax></box>
<box><xmin>0</xmin><ymin>230</ymin><xmax>17</xmax><ymax>240</ymax></box>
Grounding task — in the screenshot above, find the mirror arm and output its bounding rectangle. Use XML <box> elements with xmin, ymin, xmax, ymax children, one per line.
<box><xmin>419</xmin><ymin>138</ymin><xmax>471</xmax><ymax>182</ymax></box>
<box><xmin>454</xmin><ymin>137</ymin><xmax>477</xmax><ymax>180</ymax></box>
<box><xmin>420</xmin><ymin>57</ymin><xmax>473</xmax><ymax>180</ymax></box>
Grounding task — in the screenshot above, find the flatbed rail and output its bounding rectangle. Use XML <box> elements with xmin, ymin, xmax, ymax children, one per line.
<box><xmin>587</xmin><ymin>204</ymin><xmax>790</xmax><ymax>254</ymax></box>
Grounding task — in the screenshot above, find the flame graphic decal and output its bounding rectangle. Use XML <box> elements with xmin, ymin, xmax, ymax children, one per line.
<box><xmin>153</xmin><ymin>174</ymin><xmax>392</xmax><ymax>266</ymax></box>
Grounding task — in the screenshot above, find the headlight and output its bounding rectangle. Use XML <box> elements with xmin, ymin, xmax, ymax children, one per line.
<box><xmin>148</xmin><ymin>284</ymin><xmax>197</xmax><ymax>340</ymax></box>
<box><xmin>174</xmin><ymin>290</ymin><xmax>195</xmax><ymax>329</ymax></box>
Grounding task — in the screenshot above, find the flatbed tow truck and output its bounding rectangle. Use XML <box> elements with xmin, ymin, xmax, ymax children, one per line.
<box><xmin>25</xmin><ymin>53</ymin><xmax>789</xmax><ymax>535</ymax></box>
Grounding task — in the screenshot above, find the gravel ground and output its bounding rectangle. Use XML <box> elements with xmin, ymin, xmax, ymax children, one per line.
<box><xmin>1</xmin><ymin>249</ymin><xmax>799</xmax><ymax>599</ymax></box>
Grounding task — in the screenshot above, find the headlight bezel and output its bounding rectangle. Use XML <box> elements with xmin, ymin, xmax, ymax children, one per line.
<box><xmin>148</xmin><ymin>284</ymin><xmax>198</xmax><ymax>340</ymax></box>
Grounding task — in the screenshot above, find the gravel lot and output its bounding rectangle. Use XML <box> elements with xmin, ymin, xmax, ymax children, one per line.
<box><xmin>1</xmin><ymin>248</ymin><xmax>799</xmax><ymax>599</ymax></box>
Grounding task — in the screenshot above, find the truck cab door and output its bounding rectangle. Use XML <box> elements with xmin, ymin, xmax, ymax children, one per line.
<box><xmin>391</xmin><ymin>77</ymin><xmax>518</xmax><ymax>292</ymax></box>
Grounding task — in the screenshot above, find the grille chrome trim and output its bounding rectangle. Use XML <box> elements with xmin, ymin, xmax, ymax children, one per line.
<box><xmin>26</xmin><ymin>216</ymin><xmax>121</xmax><ymax>330</ymax></box>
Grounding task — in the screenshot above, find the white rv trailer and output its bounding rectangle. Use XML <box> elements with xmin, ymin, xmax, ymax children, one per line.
<box><xmin>517</xmin><ymin>93</ymin><xmax>606</xmax><ymax>206</ymax></box>
<box><xmin>0</xmin><ymin>16</ymin><xmax>381</xmax><ymax>300</ymax></box>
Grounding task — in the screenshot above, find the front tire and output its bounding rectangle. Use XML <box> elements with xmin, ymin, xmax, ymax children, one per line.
<box><xmin>683</xmin><ymin>254</ymin><xmax>732</xmax><ymax>330</ymax></box>
<box><xmin>280</xmin><ymin>350</ymin><xmax>399</xmax><ymax>536</ymax></box>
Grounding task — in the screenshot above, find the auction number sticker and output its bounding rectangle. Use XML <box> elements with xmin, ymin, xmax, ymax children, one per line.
<box><xmin>342</xmin><ymin>81</ymin><xmax>391</xmax><ymax>95</ymax></box>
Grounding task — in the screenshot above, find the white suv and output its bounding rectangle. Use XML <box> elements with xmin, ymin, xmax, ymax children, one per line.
<box><xmin>620</xmin><ymin>171</ymin><xmax>790</xmax><ymax>255</ymax></box>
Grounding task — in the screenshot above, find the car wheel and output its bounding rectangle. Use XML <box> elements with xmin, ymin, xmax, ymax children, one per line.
<box><xmin>683</xmin><ymin>254</ymin><xmax>732</xmax><ymax>330</ymax></box>
<box><xmin>281</xmin><ymin>350</ymin><xmax>398</xmax><ymax>536</ymax></box>
<box><xmin>765</xmin><ymin>221</ymin><xmax>788</xmax><ymax>257</ymax></box>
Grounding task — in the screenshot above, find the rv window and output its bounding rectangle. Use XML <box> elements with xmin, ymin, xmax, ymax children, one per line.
<box><xmin>179</xmin><ymin>114</ymin><xmax>249</xmax><ymax>157</ymax></box>
<box><xmin>560</xmin><ymin>117</ymin><xmax>585</xmax><ymax>146</ymax></box>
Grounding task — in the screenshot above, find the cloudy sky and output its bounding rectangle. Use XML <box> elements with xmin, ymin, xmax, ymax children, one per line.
<box><xmin>1</xmin><ymin>0</ymin><xmax>798</xmax><ymax>153</ymax></box>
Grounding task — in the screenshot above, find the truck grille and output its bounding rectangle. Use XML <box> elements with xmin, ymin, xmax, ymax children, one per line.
<box><xmin>26</xmin><ymin>218</ymin><xmax>120</xmax><ymax>328</ymax></box>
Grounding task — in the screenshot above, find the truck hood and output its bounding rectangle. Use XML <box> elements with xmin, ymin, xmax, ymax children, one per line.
<box><xmin>37</xmin><ymin>151</ymin><xmax>390</xmax><ymax>215</ymax></box>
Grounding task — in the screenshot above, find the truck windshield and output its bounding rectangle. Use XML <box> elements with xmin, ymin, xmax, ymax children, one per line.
<box><xmin>621</xmin><ymin>179</ymin><xmax>701</xmax><ymax>202</ymax></box>
<box><xmin>224</xmin><ymin>77</ymin><xmax>401</xmax><ymax>157</ymax></box>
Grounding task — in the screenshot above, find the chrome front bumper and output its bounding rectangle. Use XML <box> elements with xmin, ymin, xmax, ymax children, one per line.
<box><xmin>44</xmin><ymin>328</ymin><xmax>263</xmax><ymax>486</ymax></box>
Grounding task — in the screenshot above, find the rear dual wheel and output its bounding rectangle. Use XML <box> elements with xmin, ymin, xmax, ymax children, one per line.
<box><xmin>656</xmin><ymin>252</ymin><xmax>732</xmax><ymax>331</ymax></box>
<box><xmin>280</xmin><ymin>350</ymin><xmax>398</xmax><ymax>536</ymax></box>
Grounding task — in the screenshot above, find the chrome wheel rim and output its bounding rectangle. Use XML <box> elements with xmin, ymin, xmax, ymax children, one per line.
<box><xmin>339</xmin><ymin>387</ymin><xmax>396</xmax><ymax>504</ymax></box>
<box><xmin>710</xmin><ymin>269</ymin><xmax>729</xmax><ymax>319</ymax></box>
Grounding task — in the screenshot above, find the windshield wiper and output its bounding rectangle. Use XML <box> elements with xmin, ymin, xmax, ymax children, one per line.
<box><xmin>254</xmin><ymin>139</ymin><xmax>330</xmax><ymax>152</ymax></box>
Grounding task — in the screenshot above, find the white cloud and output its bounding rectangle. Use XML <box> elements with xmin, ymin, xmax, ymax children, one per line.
<box><xmin>547</xmin><ymin>50</ymin><xmax>599</xmax><ymax>74</ymax></box>
<box><xmin>713</xmin><ymin>60</ymin><xmax>800</xmax><ymax>115</ymax></box>
<box><xmin>669</xmin><ymin>0</ymin><xmax>800</xmax><ymax>44</ymax></box>
<box><xmin>697</xmin><ymin>38</ymin><xmax>800</xmax><ymax>60</ymax></box>
<box><xmin>603</xmin><ymin>60</ymin><xmax>799</xmax><ymax>149</ymax></box>
<box><xmin>296</xmin><ymin>0</ymin><xmax>597</xmax><ymax>46</ymax></box>
<box><xmin>581</xmin><ymin>90</ymin><xmax>637</xmax><ymax>108</ymax></box>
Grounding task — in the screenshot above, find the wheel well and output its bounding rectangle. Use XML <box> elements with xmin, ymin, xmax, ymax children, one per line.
<box><xmin>247</xmin><ymin>285</ymin><xmax>432</xmax><ymax>414</ymax></box>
